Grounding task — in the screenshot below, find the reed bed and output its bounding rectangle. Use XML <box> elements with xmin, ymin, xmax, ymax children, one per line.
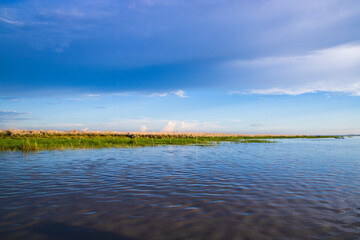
<box><xmin>0</xmin><ymin>129</ymin><xmax>339</xmax><ymax>151</ymax></box>
<box><xmin>0</xmin><ymin>129</ymin><xmax>337</xmax><ymax>138</ymax></box>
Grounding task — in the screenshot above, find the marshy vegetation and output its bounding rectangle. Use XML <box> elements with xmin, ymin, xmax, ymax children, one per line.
<box><xmin>0</xmin><ymin>129</ymin><xmax>340</xmax><ymax>151</ymax></box>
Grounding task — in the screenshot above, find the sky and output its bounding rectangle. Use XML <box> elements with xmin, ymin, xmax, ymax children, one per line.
<box><xmin>1</xmin><ymin>0</ymin><xmax>360</xmax><ymax>134</ymax></box>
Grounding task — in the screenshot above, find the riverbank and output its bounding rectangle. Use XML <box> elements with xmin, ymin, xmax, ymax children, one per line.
<box><xmin>0</xmin><ymin>129</ymin><xmax>340</xmax><ymax>151</ymax></box>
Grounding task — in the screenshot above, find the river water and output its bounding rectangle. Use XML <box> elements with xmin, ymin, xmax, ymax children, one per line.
<box><xmin>0</xmin><ymin>137</ymin><xmax>359</xmax><ymax>239</ymax></box>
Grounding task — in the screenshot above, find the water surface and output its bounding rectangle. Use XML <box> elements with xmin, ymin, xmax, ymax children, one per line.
<box><xmin>0</xmin><ymin>137</ymin><xmax>359</xmax><ymax>239</ymax></box>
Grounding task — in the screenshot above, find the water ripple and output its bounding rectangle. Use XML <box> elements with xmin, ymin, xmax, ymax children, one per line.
<box><xmin>0</xmin><ymin>138</ymin><xmax>359</xmax><ymax>239</ymax></box>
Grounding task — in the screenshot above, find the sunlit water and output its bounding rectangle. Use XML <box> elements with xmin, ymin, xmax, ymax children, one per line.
<box><xmin>0</xmin><ymin>137</ymin><xmax>359</xmax><ymax>240</ymax></box>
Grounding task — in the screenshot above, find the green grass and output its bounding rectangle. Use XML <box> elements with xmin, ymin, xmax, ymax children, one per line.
<box><xmin>0</xmin><ymin>133</ymin><xmax>342</xmax><ymax>151</ymax></box>
<box><xmin>0</xmin><ymin>135</ymin><xmax>276</xmax><ymax>151</ymax></box>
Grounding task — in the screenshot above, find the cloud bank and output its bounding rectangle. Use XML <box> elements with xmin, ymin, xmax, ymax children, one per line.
<box><xmin>1</xmin><ymin>0</ymin><xmax>360</xmax><ymax>96</ymax></box>
<box><xmin>228</xmin><ymin>44</ymin><xmax>360</xmax><ymax>96</ymax></box>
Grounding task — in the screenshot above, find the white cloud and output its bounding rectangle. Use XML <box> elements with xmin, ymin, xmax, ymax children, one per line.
<box><xmin>140</xmin><ymin>125</ymin><xmax>148</xmax><ymax>132</ymax></box>
<box><xmin>173</xmin><ymin>90</ymin><xmax>187</xmax><ymax>98</ymax></box>
<box><xmin>230</xmin><ymin>89</ymin><xmax>311</xmax><ymax>96</ymax></box>
<box><xmin>150</xmin><ymin>92</ymin><xmax>168</xmax><ymax>97</ymax></box>
<box><xmin>227</xmin><ymin>43</ymin><xmax>360</xmax><ymax>96</ymax></box>
<box><xmin>150</xmin><ymin>90</ymin><xmax>187</xmax><ymax>98</ymax></box>
<box><xmin>162</xmin><ymin>121</ymin><xmax>177</xmax><ymax>132</ymax></box>
<box><xmin>231</xmin><ymin>83</ymin><xmax>360</xmax><ymax>96</ymax></box>
<box><xmin>161</xmin><ymin>120</ymin><xmax>221</xmax><ymax>132</ymax></box>
<box><xmin>177</xmin><ymin>121</ymin><xmax>197</xmax><ymax>131</ymax></box>
<box><xmin>77</xmin><ymin>118</ymin><xmax>223</xmax><ymax>132</ymax></box>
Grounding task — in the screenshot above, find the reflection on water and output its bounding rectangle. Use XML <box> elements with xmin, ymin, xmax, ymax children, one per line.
<box><xmin>0</xmin><ymin>138</ymin><xmax>360</xmax><ymax>239</ymax></box>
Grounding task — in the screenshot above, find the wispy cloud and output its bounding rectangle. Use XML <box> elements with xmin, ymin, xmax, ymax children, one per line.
<box><xmin>59</xmin><ymin>90</ymin><xmax>188</xmax><ymax>99</ymax></box>
<box><xmin>150</xmin><ymin>92</ymin><xmax>168</xmax><ymax>97</ymax></box>
<box><xmin>150</xmin><ymin>90</ymin><xmax>187</xmax><ymax>98</ymax></box>
<box><xmin>0</xmin><ymin>17</ymin><xmax>24</xmax><ymax>25</ymax></box>
<box><xmin>1</xmin><ymin>97</ymin><xmax>24</xmax><ymax>102</ymax></box>
<box><xmin>85</xmin><ymin>94</ymin><xmax>101</xmax><ymax>98</ymax></box>
<box><xmin>231</xmin><ymin>84</ymin><xmax>360</xmax><ymax>96</ymax></box>
<box><xmin>227</xmin><ymin>43</ymin><xmax>360</xmax><ymax>96</ymax></box>
<box><xmin>0</xmin><ymin>111</ymin><xmax>34</xmax><ymax>121</ymax></box>
<box><xmin>173</xmin><ymin>90</ymin><xmax>187</xmax><ymax>98</ymax></box>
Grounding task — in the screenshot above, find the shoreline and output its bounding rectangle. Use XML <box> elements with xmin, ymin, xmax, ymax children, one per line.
<box><xmin>0</xmin><ymin>129</ymin><xmax>342</xmax><ymax>138</ymax></box>
<box><xmin>0</xmin><ymin>129</ymin><xmax>342</xmax><ymax>151</ymax></box>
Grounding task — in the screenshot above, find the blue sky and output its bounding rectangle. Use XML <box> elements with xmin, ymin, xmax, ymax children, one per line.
<box><xmin>1</xmin><ymin>0</ymin><xmax>360</xmax><ymax>134</ymax></box>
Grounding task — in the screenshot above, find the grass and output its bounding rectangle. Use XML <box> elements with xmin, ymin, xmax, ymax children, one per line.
<box><xmin>0</xmin><ymin>129</ymin><xmax>341</xmax><ymax>151</ymax></box>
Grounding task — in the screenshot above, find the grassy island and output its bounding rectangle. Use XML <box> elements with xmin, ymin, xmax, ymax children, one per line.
<box><xmin>0</xmin><ymin>129</ymin><xmax>341</xmax><ymax>151</ymax></box>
